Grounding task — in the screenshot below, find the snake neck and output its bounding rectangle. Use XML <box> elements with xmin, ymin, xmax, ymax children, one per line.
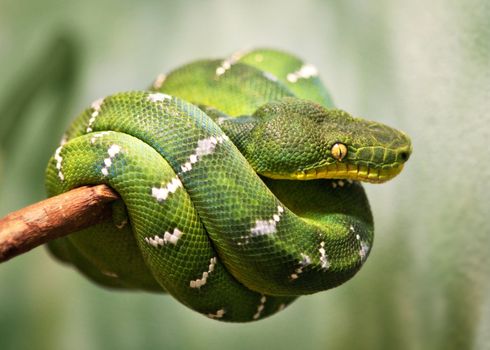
<box><xmin>198</xmin><ymin>105</ymin><xmax>255</xmax><ymax>149</ymax></box>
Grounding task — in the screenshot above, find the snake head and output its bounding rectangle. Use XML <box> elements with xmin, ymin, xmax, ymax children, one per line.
<box><xmin>235</xmin><ymin>98</ymin><xmax>412</xmax><ymax>183</ymax></box>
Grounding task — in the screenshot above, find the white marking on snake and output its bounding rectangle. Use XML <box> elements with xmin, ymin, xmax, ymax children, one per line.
<box><xmin>330</xmin><ymin>180</ymin><xmax>345</xmax><ymax>188</ymax></box>
<box><xmin>59</xmin><ymin>134</ymin><xmax>68</xmax><ymax>146</ymax></box>
<box><xmin>90</xmin><ymin>131</ymin><xmax>111</xmax><ymax>144</ymax></box>
<box><xmin>278</xmin><ymin>303</ymin><xmax>286</xmax><ymax>311</ymax></box>
<box><xmin>151</xmin><ymin>176</ymin><xmax>183</xmax><ymax>202</ymax></box>
<box><xmin>250</xmin><ymin>220</ymin><xmax>276</xmax><ymax>236</ymax></box>
<box><xmin>101</xmin><ymin>270</ymin><xmax>118</xmax><ymax>278</ymax></box>
<box><xmin>152</xmin><ymin>73</ymin><xmax>166</xmax><ymax>89</ymax></box>
<box><xmin>148</xmin><ymin>92</ymin><xmax>171</xmax><ymax>103</ymax></box>
<box><xmin>54</xmin><ymin>146</ymin><xmax>64</xmax><ymax>181</ymax></box>
<box><xmin>215</xmin><ymin>66</ymin><xmax>227</xmax><ymax>76</ymax></box>
<box><xmin>207</xmin><ymin>308</ymin><xmax>226</xmax><ymax>319</ymax></box>
<box><xmin>145</xmin><ymin>235</ymin><xmax>163</xmax><ymax>247</ymax></box>
<box><xmin>215</xmin><ymin>50</ymin><xmax>245</xmax><ymax>77</ymax></box>
<box><xmin>144</xmin><ymin>228</ymin><xmax>184</xmax><ymax>247</ymax></box>
<box><xmin>86</xmin><ymin>97</ymin><xmax>104</xmax><ymax>133</ymax></box>
<box><xmin>101</xmin><ymin>144</ymin><xmax>121</xmax><ymax>177</ymax></box>
<box><xmin>164</xmin><ymin>228</ymin><xmax>184</xmax><ymax>245</ymax></box>
<box><xmin>263</xmin><ymin>71</ymin><xmax>278</xmax><ymax>82</ymax></box>
<box><xmin>253</xmin><ymin>295</ymin><xmax>267</xmax><ymax>320</ymax></box>
<box><xmin>250</xmin><ymin>205</ymin><xmax>284</xmax><ymax>236</ymax></box>
<box><xmin>290</xmin><ymin>253</ymin><xmax>312</xmax><ymax>280</ymax></box>
<box><xmin>319</xmin><ymin>241</ymin><xmax>330</xmax><ymax>270</ymax></box>
<box><xmin>286</xmin><ymin>63</ymin><xmax>318</xmax><ymax>83</ymax></box>
<box><xmin>190</xmin><ymin>257</ymin><xmax>217</xmax><ymax>288</ymax></box>
<box><xmin>217</xmin><ymin>116</ymin><xmax>231</xmax><ymax>125</ymax></box>
<box><xmin>360</xmin><ymin>241</ymin><xmax>370</xmax><ymax>262</ymax></box>
<box><xmin>115</xmin><ymin>219</ymin><xmax>128</xmax><ymax>229</ymax></box>
<box><xmin>180</xmin><ymin>135</ymin><xmax>229</xmax><ymax>173</ymax></box>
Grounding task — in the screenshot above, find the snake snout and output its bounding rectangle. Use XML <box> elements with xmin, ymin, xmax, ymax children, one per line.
<box><xmin>399</xmin><ymin>139</ymin><xmax>413</xmax><ymax>163</ymax></box>
<box><xmin>400</xmin><ymin>150</ymin><xmax>410</xmax><ymax>162</ymax></box>
<box><xmin>317</xmin><ymin>125</ymin><xmax>413</xmax><ymax>184</ymax></box>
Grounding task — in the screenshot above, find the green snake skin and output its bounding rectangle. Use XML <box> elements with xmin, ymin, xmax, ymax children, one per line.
<box><xmin>45</xmin><ymin>49</ymin><xmax>412</xmax><ymax>322</ymax></box>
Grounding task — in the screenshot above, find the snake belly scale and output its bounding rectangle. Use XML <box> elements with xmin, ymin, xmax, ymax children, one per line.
<box><xmin>45</xmin><ymin>49</ymin><xmax>411</xmax><ymax>322</ymax></box>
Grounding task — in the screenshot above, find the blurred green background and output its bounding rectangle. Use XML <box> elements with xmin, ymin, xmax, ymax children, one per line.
<box><xmin>1</xmin><ymin>0</ymin><xmax>489</xmax><ymax>349</ymax></box>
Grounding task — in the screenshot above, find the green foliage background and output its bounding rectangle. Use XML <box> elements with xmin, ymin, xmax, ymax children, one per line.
<box><xmin>0</xmin><ymin>0</ymin><xmax>489</xmax><ymax>349</ymax></box>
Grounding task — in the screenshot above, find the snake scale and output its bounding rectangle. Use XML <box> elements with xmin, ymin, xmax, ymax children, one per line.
<box><xmin>45</xmin><ymin>48</ymin><xmax>411</xmax><ymax>322</ymax></box>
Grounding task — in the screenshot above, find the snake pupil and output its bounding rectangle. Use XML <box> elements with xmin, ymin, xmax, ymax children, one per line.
<box><xmin>331</xmin><ymin>143</ymin><xmax>347</xmax><ymax>161</ymax></box>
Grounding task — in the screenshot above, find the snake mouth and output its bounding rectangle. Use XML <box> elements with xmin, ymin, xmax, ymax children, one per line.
<box><xmin>263</xmin><ymin>163</ymin><xmax>405</xmax><ymax>183</ymax></box>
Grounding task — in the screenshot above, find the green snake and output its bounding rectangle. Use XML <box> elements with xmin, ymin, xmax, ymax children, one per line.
<box><xmin>45</xmin><ymin>49</ymin><xmax>412</xmax><ymax>322</ymax></box>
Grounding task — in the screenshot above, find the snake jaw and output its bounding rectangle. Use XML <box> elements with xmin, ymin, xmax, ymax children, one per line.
<box><xmin>262</xmin><ymin>163</ymin><xmax>405</xmax><ymax>183</ymax></box>
<box><xmin>350</xmin><ymin>163</ymin><xmax>405</xmax><ymax>183</ymax></box>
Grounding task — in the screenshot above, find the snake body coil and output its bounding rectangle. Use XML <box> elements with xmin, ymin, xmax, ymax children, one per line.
<box><xmin>45</xmin><ymin>49</ymin><xmax>411</xmax><ymax>322</ymax></box>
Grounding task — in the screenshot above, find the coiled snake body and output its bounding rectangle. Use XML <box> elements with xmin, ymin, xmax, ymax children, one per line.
<box><xmin>45</xmin><ymin>49</ymin><xmax>411</xmax><ymax>322</ymax></box>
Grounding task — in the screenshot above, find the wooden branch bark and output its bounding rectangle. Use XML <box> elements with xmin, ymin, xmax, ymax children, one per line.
<box><xmin>0</xmin><ymin>185</ymin><xmax>119</xmax><ymax>262</ymax></box>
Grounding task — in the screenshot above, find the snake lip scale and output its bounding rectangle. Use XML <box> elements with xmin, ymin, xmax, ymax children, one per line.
<box><xmin>45</xmin><ymin>48</ymin><xmax>412</xmax><ymax>322</ymax></box>
<box><xmin>266</xmin><ymin>163</ymin><xmax>406</xmax><ymax>183</ymax></box>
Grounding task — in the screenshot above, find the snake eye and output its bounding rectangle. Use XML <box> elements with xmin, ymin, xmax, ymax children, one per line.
<box><xmin>331</xmin><ymin>143</ymin><xmax>347</xmax><ymax>161</ymax></box>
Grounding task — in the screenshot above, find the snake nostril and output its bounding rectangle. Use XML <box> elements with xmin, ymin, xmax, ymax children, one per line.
<box><xmin>400</xmin><ymin>152</ymin><xmax>409</xmax><ymax>161</ymax></box>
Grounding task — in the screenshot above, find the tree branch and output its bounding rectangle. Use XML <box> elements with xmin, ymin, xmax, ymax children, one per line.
<box><xmin>0</xmin><ymin>185</ymin><xmax>119</xmax><ymax>262</ymax></box>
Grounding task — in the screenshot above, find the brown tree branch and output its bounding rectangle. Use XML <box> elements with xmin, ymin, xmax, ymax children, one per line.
<box><xmin>0</xmin><ymin>185</ymin><xmax>119</xmax><ymax>262</ymax></box>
